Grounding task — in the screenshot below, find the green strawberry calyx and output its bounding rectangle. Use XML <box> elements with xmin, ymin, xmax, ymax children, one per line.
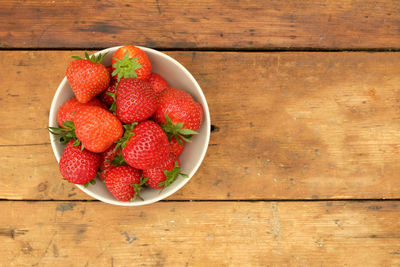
<box><xmin>161</xmin><ymin>114</ymin><xmax>198</xmax><ymax>145</ymax></box>
<box><xmin>48</xmin><ymin>121</ymin><xmax>84</xmax><ymax>150</ymax></box>
<box><xmin>108</xmin><ymin>153</ymin><xmax>127</xmax><ymax>166</ymax></box>
<box><xmin>112</xmin><ymin>51</ymin><xmax>142</xmax><ymax>82</ymax></box>
<box><xmin>115</xmin><ymin>122</ymin><xmax>138</xmax><ymax>150</ymax></box>
<box><xmin>100</xmin><ymin>154</ymin><xmax>127</xmax><ymax>177</ymax></box>
<box><xmin>83</xmin><ymin>178</ymin><xmax>97</xmax><ymax>188</ymax></box>
<box><xmin>159</xmin><ymin>161</ymin><xmax>189</xmax><ymax>190</ymax></box>
<box><xmin>130</xmin><ymin>177</ymin><xmax>148</xmax><ymax>201</ymax></box>
<box><xmin>106</xmin><ymin>92</ymin><xmax>117</xmax><ymax>113</ymax></box>
<box><xmin>72</xmin><ymin>51</ymin><xmax>108</xmax><ymax>64</ymax></box>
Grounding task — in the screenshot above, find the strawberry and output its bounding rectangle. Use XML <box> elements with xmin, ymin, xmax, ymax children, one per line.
<box><xmin>98</xmin><ymin>144</ymin><xmax>125</xmax><ymax>181</ymax></box>
<box><xmin>57</xmin><ymin>97</ymin><xmax>104</xmax><ymax>128</ymax></box>
<box><xmin>170</xmin><ymin>136</ymin><xmax>184</xmax><ymax>156</ymax></box>
<box><xmin>147</xmin><ymin>73</ymin><xmax>169</xmax><ymax>94</ymax></box>
<box><xmin>105</xmin><ymin>165</ymin><xmax>145</xmax><ymax>201</ymax></box>
<box><xmin>152</xmin><ymin>88</ymin><xmax>203</xmax><ymax>142</ymax></box>
<box><xmin>75</xmin><ymin>106</ymin><xmax>123</xmax><ymax>153</ymax></box>
<box><xmin>59</xmin><ymin>140</ymin><xmax>101</xmax><ymax>185</ymax></box>
<box><xmin>143</xmin><ymin>153</ymin><xmax>188</xmax><ymax>189</ymax></box>
<box><xmin>112</xmin><ymin>45</ymin><xmax>151</xmax><ymax>81</ymax></box>
<box><xmin>120</xmin><ymin>121</ymin><xmax>170</xmax><ymax>170</ymax></box>
<box><xmin>66</xmin><ymin>52</ymin><xmax>110</xmax><ymax>103</ymax></box>
<box><xmin>99</xmin><ymin>79</ymin><xmax>118</xmax><ymax>107</ymax></box>
<box><xmin>106</xmin><ymin>66</ymin><xmax>113</xmax><ymax>76</ymax></box>
<box><xmin>116</xmin><ymin>78</ymin><xmax>157</xmax><ymax>124</ymax></box>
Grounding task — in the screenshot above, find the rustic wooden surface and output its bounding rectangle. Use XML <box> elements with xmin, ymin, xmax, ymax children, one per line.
<box><xmin>1</xmin><ymin>201</ymin><xmax>400</xmax><ymax>266</ymax></box>
<box><xmin>1</xmin><ymin>51</ymin><xmax>400</xmax><ymax>200</ymax></box>
<box><xmin>2</xmin><ymin>0</ymin><xmax>400</xmax><ymax>265</ymax></box>
<box><xmin>1</xmin><ymin>0</ymin><xmax>400</xmax><ymax>49</ymax></box>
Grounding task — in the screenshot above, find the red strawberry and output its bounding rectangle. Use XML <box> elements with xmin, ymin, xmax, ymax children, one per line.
<box><xmin>116</xmin><ymin>78</ymin><xmax>157</xmax><ymax>124</ymax></box>
<box><xmin>170</xmin><ymin>136</ymin><xmax>184</xmax><ymax>156</ymax></box>
<box><xmin>121</xmin><ymin>121</ymin><xmax>170</xmax><ymax>170</ymax></box>
<box><xmin>75</xmin><ymin>106</ymin><xmax>123</xmax><ymax>153</ymax></box>
<box><xmin>99</xmin><ymin>79</ymin><xmax>118</xmax><ymax>107</ymax></box>
<box><xmin>66</xmin><ymin>52</ymin><xmax>110</xmax><ymax>103</ymax></box>
<box><xmin>98</xmin><ymin>144</ymin><xmax>125</xmax><ymax>181</ymax></box>
<box><xmin>147</xmin><ymin>73</ymin><xmax>169</xmax><ymax>94</ymax></box>
<box><xmin>106</xmin><ymin>66</ymin><xmax>113</xmax><ymax>76</ymax></box>
<box><xmin>152</xmin><ymin>88</ymin><xmax>203</xmax><ymax>142</ymax></box>
<box><xmin>112</xmin><ymin>45</ymin><xmax>151</xmax><ymax>81</ymax></box>
<box><xmin>153</xmin><ymin>88</ymin><xmax>203</xmax><ymax>131</ymax></box>
<box><xmin>59</xmin><ymin>140</ymin><xmax>101</xmax><ymax>185</ymax></box>
<box><xmin>105</xmin><ymin>165</ymin><xmax>145</xmax><ymax>201</ymax></box>
<box><xmin>143</xmin><ymin>153</ymin><xmax>188</xmax><ymax>189</ymax></box>
<box><xmin>57</xmin><ymin>97</ymin><xmax>104</xmax><ymax>128</ymax></box>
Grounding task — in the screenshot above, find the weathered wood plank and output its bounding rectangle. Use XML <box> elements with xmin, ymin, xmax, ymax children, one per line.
<box><xmin>1</xmin><ymin>0</ymin><xmax>400</xmax><ymax>49</ymax></box>
<box><xmin>0</xmin><ymin>201</ymin><xmax>399</xmax><ymax>266</ymax></box>
<box><xmin>0</xmin><ymin>144</ymin><xmax>87</xmax><ymax>200</ymax></box>
<box><xmin>1</xmin><ymin>51</ymin><xmax>400</xmax><ymax>200</ymax></box>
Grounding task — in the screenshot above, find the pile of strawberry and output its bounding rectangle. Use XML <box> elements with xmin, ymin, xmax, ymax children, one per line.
<box><xmin>49</xmin><ymin>45</ymin><xmax>203</xmax><ymax>202</ymax></box>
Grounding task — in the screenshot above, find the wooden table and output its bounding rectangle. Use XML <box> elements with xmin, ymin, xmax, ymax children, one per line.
<box><xmin>1</xmin><ymin>1</ymin><xmax>400</xmax><ymax>266</ymax></box>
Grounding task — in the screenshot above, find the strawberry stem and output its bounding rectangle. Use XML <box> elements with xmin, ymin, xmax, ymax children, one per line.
<box><xmin>130</xmin><ymin>177</ymin><xmax>148</xmax><ymax>201</ymax></box>
<box><xmin>112</xmin><ymin>51</ymin><xmax>142</xmax><ymax>82</ymax></box>
<box><xmin>84</xmin><ymin>178</ymin><xmax>97</xmax><ymax>188</ymax></box>
<box><xmin>108</xmin><ymin>154</ymin><xmax>127</xmax><ymax>166</ymax></box>
<box><xmin>115</xmin><ymin>122</ymin><xmax>138</xmax><ymax>150</ymax></box>
<box><xmin>158</xmin><ymin>161</ymin><xmax>189</xmax><ymax>191</ymax></box>
<box><xmin>48</xmin><ymin>120</ymin><xmax>80</xmax><ymax>145</ymax></box>
<box><xmin>106</xmin><ymin>92</ymin><xmax>117</xmax><ymax>113</ymax></box>
<box><xmin>161</xmin><ymin>114</ymin><xmax>198</xmax><ymax>143</ymax></box>
<box><xmin>71</xmin><ymin>51</ymin><xmax>108</xmax><ymax>64</ymax></box>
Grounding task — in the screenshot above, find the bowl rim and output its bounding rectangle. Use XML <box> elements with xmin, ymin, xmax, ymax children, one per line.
<box><xmin>49</xmin><ymin>46</ymin><xmax>211</xmax><ymax>206</ymax></box>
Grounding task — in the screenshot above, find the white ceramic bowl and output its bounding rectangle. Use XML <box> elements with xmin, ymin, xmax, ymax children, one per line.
<box><xmin>49</xmin><ymin>46</ymin><xmax>210</xmax><ymax>206</ymax></box>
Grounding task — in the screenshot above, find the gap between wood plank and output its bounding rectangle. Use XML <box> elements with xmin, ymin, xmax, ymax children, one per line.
<box><xmin>2</xmin><ymin>47</ymin><xmax>400</xmax><ymax>52</ymax></box>
<box><xmin>1</xmin><ymin>199</ymin><xmax>399</xmax><ymax>202</ymax></box>
<box><xmin>0</xmin><ymin>142</ymin><xmax>51</xmax><ymax>147</ymax></box>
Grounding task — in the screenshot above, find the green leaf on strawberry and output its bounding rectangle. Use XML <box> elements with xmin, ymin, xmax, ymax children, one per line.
<box><xmin>72</xmin><ymin>51</ymin><xmax>108</xmax><ymax>64</ymax></box>
<box><xmin>130</xmin><ymin>177</ymin><xmax>148</xmax><ymax>201</ymax></box>
<box><xmin>161</xmin><ymin>114</ymin><xmax>198</xmax><ymax>144</ymax></box>
<box><xmin>83</xmin><ymin>178</ymin><xmax>97</xmax><ymax>188</ymax></box>
<box><xmin>115</xmin><ymin>122</ymin><xmax>138</xmax><ymax>150</ymax></box>
<box><xmin>108</xmin><ymin>153</ymin><xmax>127</xmax><ymax>166</ymax></box>
<box><xmin>158</xmin><ymin>161</ymin><xmax>188</xmax><ymax>189</ymax></box>
<box><xmin>48</xmin><ymin>120</ymin><xmax>78</xmax><ymax>145</ymax></box>
<box><xmin>112</xmin><ymin>51</ymin><xmax>142</xmax><ymax>82</ymax></box>
<box><xmin>106</xmin><ymin>92</ymin><xmax>117</xmax><ymax>113</ymax></box>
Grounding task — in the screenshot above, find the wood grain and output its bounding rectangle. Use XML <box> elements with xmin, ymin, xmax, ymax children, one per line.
<box><xmin>1</xmin><ymin>51</ymin><xmax>400</xmax><ymax>200</ymax></box>
<box><xmin>1</xmin><ymin>0</ymin><xmax>400</xmax><ymax>49</ymax></box>
<box><xmin>0</xmin><ymin>201</ymin><xmax>399</xmax><ymax>266</ymax></box>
